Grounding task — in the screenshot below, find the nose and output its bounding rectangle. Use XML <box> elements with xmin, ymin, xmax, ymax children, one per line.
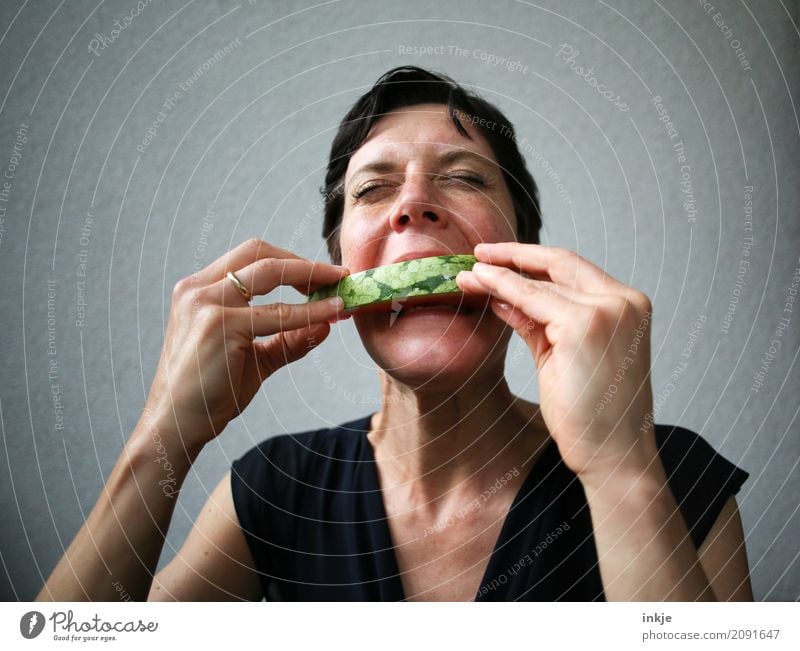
<box><xmin>388</xmin><ymin>171</ymin><xmax>449</xmax><ymax>233</ymax></box>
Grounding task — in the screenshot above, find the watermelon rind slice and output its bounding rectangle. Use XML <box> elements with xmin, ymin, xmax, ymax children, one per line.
<box><xmin>305</xmin><ymin>254</ymin><xmax>478</xmax><ymax>313</ymax></box>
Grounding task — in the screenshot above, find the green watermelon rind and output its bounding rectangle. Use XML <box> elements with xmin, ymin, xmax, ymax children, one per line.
<box><xmin>306</xmin><ymin>254</ymin><xmax>477</xmax><ymax>311</ymax></box>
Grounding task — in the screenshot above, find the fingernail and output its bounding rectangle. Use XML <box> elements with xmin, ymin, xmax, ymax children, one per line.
<box><xmin>497</xmin><ymin>301</ymin><xmax>511</xmax><ymax>310</ymax></box>
<box><xmin>326</xmin><ymin>296</ymin><xmax>344</xmax><ymax>309</ymax></box>
<box><xmin>472</xmin><ymin>261</ymin><xmax>489</xmax><ymax>272</ymax></box>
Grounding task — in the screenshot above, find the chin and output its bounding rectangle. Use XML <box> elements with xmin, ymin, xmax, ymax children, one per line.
<box><xmin>354</xmin><ymin>307</ymin><xmax>512</xmax><ymax>390</ymax></box>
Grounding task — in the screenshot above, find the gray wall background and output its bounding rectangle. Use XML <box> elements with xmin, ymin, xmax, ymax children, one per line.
<box><xmin>0</xmin><ymin>0</ymin><xmax>797</xmax><ymax>601</ymax></box>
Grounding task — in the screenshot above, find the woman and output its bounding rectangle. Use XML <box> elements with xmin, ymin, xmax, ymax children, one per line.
<box><xmin>37</xmin><ymin>66</ymin><xmax>751</xmax><ymax>602</ymax></box>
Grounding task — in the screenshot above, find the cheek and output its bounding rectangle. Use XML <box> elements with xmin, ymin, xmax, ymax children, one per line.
<box><xmin>452</xmin><ymin>193</ymin><xmax>517</xmax><ymax>244</ymax></box>
<box><xmin>339</xmin><ymin>218</ymin><xmax>382</xmax><ymax>271</ymax></box>
<box><xmin>460</xmin><ymin>212</ymin><xmax>516</xmax><ymax>245</ymax></box>
<box><xmin>485</xmin><ymin>200</ymin><xmax>518</xmax><ymax>241</ymax></box>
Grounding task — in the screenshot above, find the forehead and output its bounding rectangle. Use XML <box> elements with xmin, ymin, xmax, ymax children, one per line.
<box><xmin>345</xmin><ymin>103</ymin><xmax>497</xmax><ymax>178</ymax></box>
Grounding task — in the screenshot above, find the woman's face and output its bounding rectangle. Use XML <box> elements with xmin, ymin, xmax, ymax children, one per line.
<box><xmin>339</xmin><ymin>103</ymin><xmax>519</xmax><ymax>389</ymax></box>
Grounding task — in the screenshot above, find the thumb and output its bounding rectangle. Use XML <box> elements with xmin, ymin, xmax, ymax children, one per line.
<box><xmin>254</xmin><ymin>322</ymin><xmax>331</xmax><ymax>376</ymax></box>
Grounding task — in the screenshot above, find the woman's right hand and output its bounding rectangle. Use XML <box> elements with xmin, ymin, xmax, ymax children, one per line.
<box><xmin>139</xmin><ymin>238</ymin><xmax>350</xmax><ymax>450</ymax></box>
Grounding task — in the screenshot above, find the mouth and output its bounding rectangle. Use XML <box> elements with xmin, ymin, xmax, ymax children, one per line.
<box><xmin>390</xmin><ymin>249</ymin><xmax>456</xmax><ymax>265</ymax></box>
<box><xmin>393</xmin><ymin>293</ymin><xmax>483</xmax><ymax>319</ymax></box>
<box><xmin>398</xmin><ymin>304</ymin><xmax>473</xmax><ymax>318</ymax></box>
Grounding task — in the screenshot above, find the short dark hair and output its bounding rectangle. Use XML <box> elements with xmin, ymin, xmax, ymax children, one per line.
<box><xmin>320</xmin><ymin>66</ymin><xmax>542</xmax><ymax>265</ymax></box>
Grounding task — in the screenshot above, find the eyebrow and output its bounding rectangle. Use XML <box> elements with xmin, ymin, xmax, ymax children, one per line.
<box><xmin>347</xmin><ymin>149</ymin><xmax>495</xmax><ymax>188</ymax></box>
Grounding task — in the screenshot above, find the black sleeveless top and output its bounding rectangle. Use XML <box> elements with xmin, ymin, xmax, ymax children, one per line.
<box><xmin>230</xmin><ymin>413</ymin><xmax>748</xmax><ymax>601</ymax></box>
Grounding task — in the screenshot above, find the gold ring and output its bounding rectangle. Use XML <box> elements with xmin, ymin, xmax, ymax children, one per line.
<box><xmin>226</xmin><ymin>270</ymin><xmax>252</xmax><ymax>302</ymax></box>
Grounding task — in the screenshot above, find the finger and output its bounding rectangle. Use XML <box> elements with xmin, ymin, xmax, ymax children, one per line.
<box><xmin>214</xmin><ymin>258</ymin><xmax>349</xmax><ymax>305</ymax></box>
<box><xmin>474</xmin><ymin>242</ymin><xmax>629</xmax><ymax>296</ymax></box>
<box><xmin>460</xmin><ymin>263</ymin><xmax>589</xmax><ymax>325</ymax></box>
<box><xmin>238</xmin><ymin>296</ymin><xmax>349</xmax><ymax>338</ymax></box>
<box><xmin>253</xmin><ymin>322</ymin><xmax>331</xmax><ymax>376</ymax></box>
<box><xmin>489</xmin><ymin>300</ymin><xmax>553</xmax><ymax>369</ymax></box>
<box><xmin>195</xmin><ymin>238</ymin><xmax>302</xmax><ymax>285</ymax></box>
<box><xmin>456</xmin><ymin>262</ymin><xmax>584</xmax><ymax>305</ymax></box>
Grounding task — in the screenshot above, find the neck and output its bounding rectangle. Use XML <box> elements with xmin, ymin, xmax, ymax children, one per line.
<box><xmin>368</xmin><ymin>368</ymin><xmax>546</xmax><ymax>502</ymax></box>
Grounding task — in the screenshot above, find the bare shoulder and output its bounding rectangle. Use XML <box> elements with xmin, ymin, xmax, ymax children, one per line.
<box><xmin>148</xmin><ymin>471</ymin><xmax>263</xmax><ymax>601</ymax></box>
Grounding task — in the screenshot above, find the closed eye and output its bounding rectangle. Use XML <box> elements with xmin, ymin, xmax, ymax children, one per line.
<box><xmin>351</xmin><ymin>173</ymin><xmax>487</xmax><ymax>200</ymax></box>
<box><xmin>446</xmin><ymin>173</ymin><xmax>486</xmax><ymax>187</ymax></box>
<box><xmin>351</xmin><ymin>182</ymin><xmax>390</xmax><ymax>199</ymax></box>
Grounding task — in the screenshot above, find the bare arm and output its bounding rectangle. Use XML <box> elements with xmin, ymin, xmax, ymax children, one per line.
<box><xmin>583</xmin><ymin>448</ymin><xmax>752</xmax><ymax>601</ymax></box>
<box><xmin>456</xmin><ymin>244</ymin><xmax>752</xmax><ymax>602</ymax></box>
<box><xmin>36</xmin><ymin>238</ymin><xmax>348</xmax><ymax>602</ymax></box>
<box><xmin>148</xmin><ymin>471</ymin><xmax>262</xmax><ymax>601</ymax></box>
<box><xmin>36</xmin><ymin>419</ymin><xmax>202</xmax><ymax>601</ymax></box>
<box><xmin>697</xmin><ymin>495</ymin><xmax>753</xmax><ymax>600</ymax></box>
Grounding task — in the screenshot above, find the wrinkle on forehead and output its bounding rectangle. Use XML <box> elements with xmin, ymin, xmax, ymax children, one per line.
<box><xmin>345</xmin><ymin>104</ymin><xmax>500</xmax><ymax>188</ymax></box>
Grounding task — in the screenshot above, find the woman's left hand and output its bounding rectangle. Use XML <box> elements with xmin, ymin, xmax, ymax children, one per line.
<box><xmin>456</xmin><ymin>242</ymin><xmax>657</xmax><ymax>483</ymax></box>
